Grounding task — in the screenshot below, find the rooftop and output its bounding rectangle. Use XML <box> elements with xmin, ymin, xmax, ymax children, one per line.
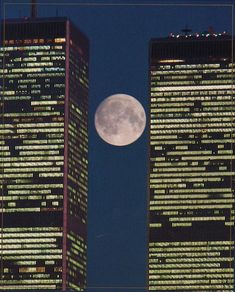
<box><xmin>168</xmin><ymin>30</ymin><xmax>230</xmax><ymax>40</ymax></box>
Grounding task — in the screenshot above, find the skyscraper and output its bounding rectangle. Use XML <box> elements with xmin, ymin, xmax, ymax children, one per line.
<box><xmin>148</xmin><ymin>32</ymin><xmax>234</xmax><ymax>291</ymax></box>
<box><xmin>0</xmin><ymin>16</ymin><xmax>89</xmax><ymax>291</ymax></box>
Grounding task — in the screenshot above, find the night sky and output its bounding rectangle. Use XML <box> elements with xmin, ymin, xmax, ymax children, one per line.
<box><xmin>2</xmin><ymin>1</ymin><xmax>234</xmax><ymax>291</ymax></box>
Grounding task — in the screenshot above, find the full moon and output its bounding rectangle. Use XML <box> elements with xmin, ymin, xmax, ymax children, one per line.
<box><xmin>94</xmin><ymin>93</ymin><xmax>146</xmax><ymax>146</ymax></box>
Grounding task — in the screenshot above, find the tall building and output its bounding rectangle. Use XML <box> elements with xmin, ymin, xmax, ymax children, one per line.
<box><xmin>0</xmin><ymin>16</ymin><xmax>89</xmax><ymax>291</ymax></box>
<box><xmin>148</xmin><ymin>32</ymin><xmax>235</xmax><ymax>291</ymax></box>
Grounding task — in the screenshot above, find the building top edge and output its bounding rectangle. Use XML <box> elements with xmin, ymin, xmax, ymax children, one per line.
<box><xmin>150</xmin><ymin>33</ymin><xmax>232</xmax><ymax>43</ymax></box>
<box><xmin>2</xmin><ymin>17</ymin><xmax>68</xmax><ymax>23</ymax></box>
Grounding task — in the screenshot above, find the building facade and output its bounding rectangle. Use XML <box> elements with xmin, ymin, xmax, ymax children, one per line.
<box><xmin>0</xmin><ymin>17</ymin><xmax>89</xmax><ymax>291</ymax></box>
<box><xmin>148</xmin><ymin>33</ymin><xmax>234</xmax><ymax>291</ymax></box>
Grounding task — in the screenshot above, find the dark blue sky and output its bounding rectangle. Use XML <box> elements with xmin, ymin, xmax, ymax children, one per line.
<box><xmin>3</xmin><ymin>1</ymin><xmax>234</xmax><ymax>291</ymax></box>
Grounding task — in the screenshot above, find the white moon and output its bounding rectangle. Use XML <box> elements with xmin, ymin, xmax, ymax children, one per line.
<box><xmin>94</xmin><ymin>93</ymin><xmax>146</xmax><ymax>146</ymax></box>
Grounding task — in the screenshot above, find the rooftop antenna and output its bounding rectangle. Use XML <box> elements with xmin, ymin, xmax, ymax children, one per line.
<box><xmin>31</xmin><ymin>0</ymin><xmax>37</xmax><ymax>18</ymax></box>
<box><xmin>208</xmin><ymin>26</ymin><xmax>215</xmax><ymax>34</ymax></box>
<box><xmin>181</xmin><ymin>25</ymin><xmax>192</xmax><ymax>36</ymax></box>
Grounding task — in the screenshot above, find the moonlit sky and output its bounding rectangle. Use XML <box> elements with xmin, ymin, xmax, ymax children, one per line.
<box><xmin>2</xmin><ymin>1</ymin><xmax>234</xmax><ymax>291</ymax></box>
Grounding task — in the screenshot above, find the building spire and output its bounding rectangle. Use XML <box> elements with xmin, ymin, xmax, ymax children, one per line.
<box><xmin>181</xmin><ymin>25</ymin><xmax>192</xmax><ymax>36</ymax></box>
<box><xmin>31</xmin><ymin>0</ymin><xmax>37</xmax><ymax>18</ymax></box>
